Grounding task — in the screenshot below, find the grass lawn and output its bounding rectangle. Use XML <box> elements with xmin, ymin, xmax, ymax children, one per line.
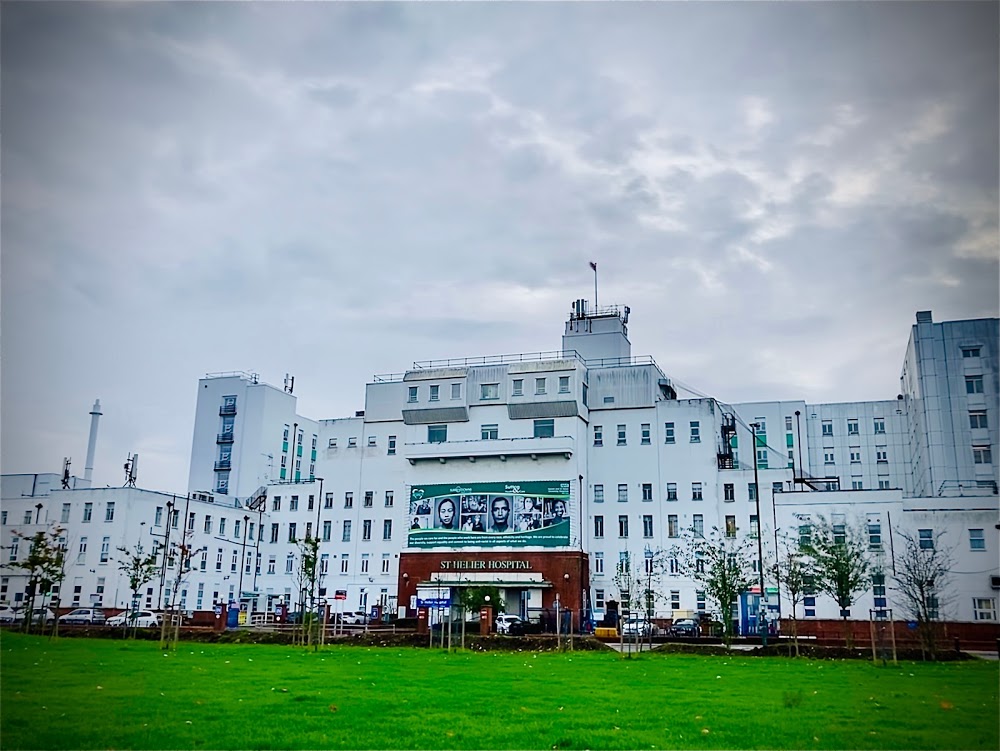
<box><xmin>1</xmin><ymin>632</ymin><xmax>997</xmax><ymax>750</ymax></box>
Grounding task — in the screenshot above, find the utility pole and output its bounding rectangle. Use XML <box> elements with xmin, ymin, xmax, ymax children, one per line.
<box><xmin>750</xmin><ymin>423</ymin><xmax>767</xmax><ymax>647</ymax></box>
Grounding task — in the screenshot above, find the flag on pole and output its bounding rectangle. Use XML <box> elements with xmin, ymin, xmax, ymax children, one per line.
<box><xmin>589</xmin><ymin>261</ymin><xmax>597</xmax><ymax>271</ymax></box>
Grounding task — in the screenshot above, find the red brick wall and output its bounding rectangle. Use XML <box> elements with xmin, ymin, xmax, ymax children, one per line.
<box><xmin>781</xmin><ymin>618</ymin><xmax>1000</xmax><ymax>651</ymax></box>
<box><xmin>398</xmin><ymin>551</ymin><xmax>590</xmax><ymax>612</ymax></box>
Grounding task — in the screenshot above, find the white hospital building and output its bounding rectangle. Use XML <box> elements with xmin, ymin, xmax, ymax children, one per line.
<box><xmin>2</xmin><ymin>304</ymin><xmax>998</xmax><ymax>632</ymax></box>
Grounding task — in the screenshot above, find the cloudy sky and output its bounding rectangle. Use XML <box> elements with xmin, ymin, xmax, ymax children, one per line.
<box><xmin>3</xmin><ymin>1</ymin><xmax>997</xmax><ymax>493</ymax></box>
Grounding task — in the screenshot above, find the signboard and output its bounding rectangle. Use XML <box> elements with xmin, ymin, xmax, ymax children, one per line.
<box><xmin>418</xmin><ymin>597</ymin><xmax>452</xmax><ymax>608</ymax></box>
<box><xmin>407</xmin><ymin>481</ymin><xmax>571</xmax><ymax>548</ymax></box>
<box><xmin>334</xmin><ymin>590</ymin><xmax>348</xmax><ymax>601</ymax></box>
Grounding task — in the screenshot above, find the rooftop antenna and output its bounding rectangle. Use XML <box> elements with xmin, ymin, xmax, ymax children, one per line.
<box><xmin>62</xmin><ymin>457</ymin><xmax>71</xmax><ymax>489</ymax></box>
<box><xmin>284</xmin><ymin>373</ymin><xmax>295</xmax><ymax>394</ymax></box>
<box><xmin>589</xmin><ymin>261</ymin><xmax>598</xmax><ymax>310</ymax></box>
<box><xmin>123</xmin><ymin>453</ymin><xmax>138</xmax><ymax>488</ymax></box>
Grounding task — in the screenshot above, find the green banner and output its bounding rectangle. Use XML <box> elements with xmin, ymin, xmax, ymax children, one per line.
<box><xmin>407</xmin><ymin>481</ymin><xmax>571</xmax><ymax>548</ymax></box>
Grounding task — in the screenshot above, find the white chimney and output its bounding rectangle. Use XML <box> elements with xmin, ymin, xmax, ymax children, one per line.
<box><xmin>84</xmin><ymin>399</ymin><xmax>102</xmax><ymax>484</ymax></box>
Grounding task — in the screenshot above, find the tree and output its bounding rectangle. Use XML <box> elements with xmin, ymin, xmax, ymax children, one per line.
<box><xmin>803</xmin><ymin>515</ymin><xmax>870</xmax><ymax>646</ymax></box>
<box><xmin>614</xmin><ymin>553</ymin><xmax>646</xmax><ymax>656</ymax></box>
<box><xmin>5</xmin><ymin>527</ymin><xmax>67</xmax><ymax>635</ymax></box>
<box><xmin>116</xmin><ymin>542</ymin><xmax>159</xmax><ymax>639</ymax></box>
<box><xmin>773</xmin><ymin>537</ymin><xmax>812</xmax><ymax>657</ymax></box>
<box><xmin>674</xmin><ymin>527</ymin><xmax>756</xmax><ymax>648</ymax></box>
<box><xmin>891</xmin><ymin>529</ymin><xmax>954</xmax><ymax>660</ymax></box>
<box><xmin>295</xmin><ymin>536</ymin><xmax>321</xmax><ymax>649</ymax></box>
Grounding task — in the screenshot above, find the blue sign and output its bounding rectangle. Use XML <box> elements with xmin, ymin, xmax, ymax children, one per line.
<box><xmin>418</xmin><ymin>597</ymin><xmax>451</xmax><ymax>608</ymax></box>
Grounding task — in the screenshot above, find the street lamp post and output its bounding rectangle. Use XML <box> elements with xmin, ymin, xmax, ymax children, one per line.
<box><xmin>750</xmin><ymin>422</ymin><xmax>767</xmax><ymax>647</ymax></box>
<box><xmin>238</xmin><ymin>514</ymin><xmax>250</xmax><ymax>606</ymax></box>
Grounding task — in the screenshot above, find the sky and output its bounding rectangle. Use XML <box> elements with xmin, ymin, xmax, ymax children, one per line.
<box><xmin>2</xmin><ymin>1</ymin><xmax>998</xmax><ymax>494</ymax></box>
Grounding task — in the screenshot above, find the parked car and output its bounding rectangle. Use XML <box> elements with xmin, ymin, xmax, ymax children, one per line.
<box><xmin>333</xmin><ymin>611</ymin><xmax>369</xmax><ymax>626</ymax></box>
<box><xmin>16</xmin><ymin>608</ymin><xmax>56</xmax><ymax>625</ymax></box>
<box><xmin>107</xmin><ymin>610</ymin><xmax>161</xmax><ymax>628</ymax></box>
<box><xmin>668</xmin><ymin>618</ymin><xmax>700</xmax><ymax>638</ymax></box>
<box><xmin>508</xmin><ymin>618</ymin><xmax>544</xmax><ymax>636</ymax></box>
<box><xmin>59</xmin><ymin>607</ymin><xmax>106</xmax><ymax>625</ymax></box>
<box><xmin>0</xmin><ymin>605</ymin><xmax>22</xmax><ymax>624</ymax></box>
<box><xmin>621</xmin><ymin>617</ymin><xmax>657</xmax><ymax>637</ymax></box>
<box><xmin>495</xmin><ymin>614</ymin><xmax>522</xmax><ymax>634</ymax></box>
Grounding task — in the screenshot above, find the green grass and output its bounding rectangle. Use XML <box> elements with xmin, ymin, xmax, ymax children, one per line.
<box><xmin>1</xmin><ymin>632</ymin><xmax>997</xmax><ymax>749</ymax></box>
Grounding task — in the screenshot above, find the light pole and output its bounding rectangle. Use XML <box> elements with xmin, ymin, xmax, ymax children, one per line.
<box><xmin>238</xmin><ymin>514</ymin><xmax>250</xmax><ymax>605</ymax></box>
<box><xmin>750</xmin><ymin>422</ymin><xmax>767</xmax><ymax>646</ymax></box>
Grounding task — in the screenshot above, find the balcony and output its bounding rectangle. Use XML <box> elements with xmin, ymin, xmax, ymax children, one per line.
<box><xmin>219</xmin><ymin>404</ymin><xmax>237</xmax><ymax>416</ymax></box>
<box><xmin>403</xmin><ymin>435</ymin><xmax>575</xmax><ymax>464</ymax></box>
<box><xmin>214</xmin><ymin>460</ymin><xmax>232</xmax><ymax>471</ymax></box>
<box><xmin>216</xmin><ymin>432</ymin><xmax>234</xmax><ymax>444</ymax></box>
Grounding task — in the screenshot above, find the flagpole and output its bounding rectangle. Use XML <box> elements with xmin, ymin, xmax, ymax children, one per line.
<box><xmin>591</xmin><ymin>262</ymin><xmax>598</xmax><ymax>310</ymax></box>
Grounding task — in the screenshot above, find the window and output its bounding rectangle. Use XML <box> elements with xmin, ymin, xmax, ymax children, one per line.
<box><xmin>962</xmin><ymin>347</ymin><xmax>982</xmax><ymax>358</ymax></box>
<box><xmin>725</xmin><ymin>516</ymin><xmax>736</xmax><ymax>538</ymax></box>
<box><xmin>481</xmin><ymin>424</ymin><xmax>498</xmax><ymax>440</ymax></box>
<box><xmin>824</xmin><ymin>451</ymin><xmax>835</xmax><ymax>464</ymax></box>
<box><xmin>270</xmin><ymin>523</ymin><xmax>279</xmax><ymax>543</ymax></box>
<box><xmin>641</xmin><ymin>483</ymin><xmax>653</xmax><ymax>502</ymax></box>
<box><xmin>388</xmin><ymin>435</ymin><xmax>396</xmax><ymax>455</ymax></box>
<box><xmin>642</xmin><ymin>515</ymin><xmax>653</xmax><ymax>538</ymax></box>
<box><xmin>850</xmin><ymin>450</ymin><xmax>861</xmax><ymax>463</ymax></box>
<box><xmin>593</xmin><ymin>425</ymin><xmax>603</xmax><ymax>447</ymax></box>
<box><xmin>154</xmin><ymin>506</ymin><xmax>163</xmax><ymax>527</ymax></box>
<box><xmin>344</xmin><ymin>492</ymin><xmax>353</xmax><ymax>509</ymax></box>
<box><xmin>832</xmin><ymin>515</ymin><xmax>846</xmax><ymax>545</ymax></box>
<box><xmin>822</xmin><ymin>420</ymin><xmax>833</xmax><ymax>436</ymax></box>
<box><xmin>872</xmin><ymin>573</ymin><xmax>887</xmax><ymax>608</ymax></box>
<box><xmin>382</xmin><ymin>553</ymin><xmax>391</xmax><ymax>574</ymax></box>
<box><xmin>83</xmin><ymin>503</ymin><xmax>93</xmax><ymax>523</ymax></box>
<box><xmin>868</xmin><ymin>518</ymin><xmax>881</xmax><ymax>549</ymax></box>
<box><xmin>428</xmin><ymin>425</ymin><xmax>447</xmax><ymax>443</ymax></box>
<box><xmin>594</xmin><ymin>485</ymin><xmax>604</xmax><ymax>503</ymax></box>
<box><xmin>535</xmin><ymin>378</ymin><xmax>546</xmax><ymax>395</ymax></box>
<box><xmin>347</xmin><ymin>438</ymin><xmax>357</xmax><ymax>448</ymax></box>
<box><xmin>342</xmin><ymin>521</ymin><xmax>352</xmax><ymax>542</ymax></box>
<box><xmin>670</xmin><ymin>591</ymin><xmax>680</xmax><ymax>611</ymax></box>
<box><xmin>362</xmin><ymin>520</ymin><xmax>372</xmax><ymax>541</ymax></box>
<box><xmin>617</xmin><ymin>425</ymin><xmax>627</xmax><ymax>446</ymax></box>
<box><xmin>285</xmin><ymin>554</ymin><xmax>294</xmax><ymax>574</ymax></box>
<box><xmin>970</xmin><ymin>410</ymin><xmax>989</xmax><ymax>429</ymax></box>
<box><xmin>690</xmin><ymin>421</ymin><xmax>700</xmax><ymax>443</ymax></box>
<box><xmin>407</xmin><ymin>386</ymin><xmax>418</xmax><ymax>403</ymax></box>
<box><xmin>287</xmin><ymin>523</ymin><xmax>297</xmax><ymax>542</ymax></box>
<box><xmin>969</xmin><ymin>529</ymin><xmax>985</xmax><ymax>550</ymax></box>
<box><xmin>385</xmin><ymin>490</ymin><xmax>394</xmax><ymax>507</ymax></box>
<box><xmin>618</xmin><ymin>515</ymin><xmax>629</xmax><ymax>538</ymax></box>
<box><xmin>559</xmin><ymin>376</ymin><xmax>570</xmax><ymax>393</ymax></box>
<box><xmin>272</xmin><ymin>496</ymin><xmax>282</xmax><ymax>512</ymax></box>
<box><xmin>512</xmin><ymin>379</ymin><xmax>523</xmax><ymax>397</ymax></box>
<box><xmin>340</xmin><ymin>554</ymin><xmax>349</xmax><ymax>574</ymax></box>
<box><xmin>594</xmin><ymin>552</ymin><xmax>604</xmax><ymax>575</ymax></box>
<box><xmin>873</xmin><ymin>418</ymin><xmax>886</xmax><ymax>434</ymax></box>
<box><xmin>724</xmin><ymin>483</ymin><xmax>735</xmax><ymax>502</ymax></box>
<box><xmin>696</xmin><ymin>590</ymin><xmax>706</xmax><ymax>612</ymax></box>
<box><xmin>756</xmin><ymin>448</ymin><xmax>768</xmax><ymax>468</ymax></box>
<box><xmin>973</xmin><ymin>598</ymin><xmax>996</xmax><ymax>621</ymax></box>
<box><xmin>852</xmin><ymin>480</ymin><xmax>864</xmax><ymax>490</ymax></box>
<box><xmin>666</xmin><ymin>483</ymin><xmax>677</xmax><ymax>501</ymax></box>
<box><xmin>847</xmin><ymin>419</ymin><xmax>859</xmax><ymax>435</ymax></box>
<box><xmin>451</xmin><ymin>383</ymin><xmax>461</xmax><ymax>400</ymax></box>
<box><xmin>668</xmin><ymin>515</ymin><xmax>679</xmax><ymax>538</ymax></box>
<box><xmin>367</xmin><ymin>435</ymin><xmax>377</xmax><ymax>447</ymax></box>
<box><xmin>617</xmin><ymin>484</ymin><xmax>628</xmax><ymax>503</ymax></box>
<box><xmin>878</xmin><ymin>479</ymin><xmax>891</xmax><ymax>489</ymax></box>
<box><xmin>364</xmin><ymin>491</ymin><xmax>374</xmax><ymax>508</ymax></box>
<box><xmin>60</xmin><ymin>503</ymin><xmax>70</xmax><ymax>524</ymax></box>
<box><xmin>973</xmin><ymin>445</ymin><xmax>992</xmax><ymax>464</ymax></box>
<box><xmin>665</xmin><ymin>422</ymin><xmax>675</xmax><ymax>444</ymax></box>
<box><xmin>669</xmin><ymin>557</ymin><xmax>680</xmax><ymax>575</ymax></box>
<box><xmin>429</xmin><ymin>385</ymin><xmax>440</xmax><ymax>402</ymax></box>
<box><xmin>324</xmin><ymin>493</ymin><xmax>334</xmax><ymax>509</ymax></box>
<box><xmin>876</xmin><ymin>449</ymin><xmax>888</xmax><ymax>463</ymax></box>
<box><xmin>100</xmin><ymin>537</ymin><xmax>110</xmax><ymax>563</ymax></box>
<box><xmin>692</xmin><ymin>514</ymin><xmax>704</xmax><ymax>537</ymax></box>
<box><xmin>290</xmin><ymin>495</ymin><xmax>299</xmax><ymax>511</ymax></box>
<box><xmin>691</xmin><ymin>482</ymin><xmax>703</xmax><ymax>501</ymax></box>
<box><xmin>595</xmin><ymin>589</ymin><xmax>605</xmax><ymax>610</ymax></box>
<box><xmin>204</xmin><ymin>516</ymin><xmax>213</xmax><ymax>534</ymax></box>
<box><xmin>594</xmin><ymin>516</ymin><xmax>604</xmax><ymax>538</ymax></box>
<box><xmin>8</xmin><ymin>539</ymin><xmax>18</xmax><ymax>562</ymax></box>
<box><xmin>641</xmin><ymin>424</ymin><xmax>651</xmax><ymax>445</ymax></box>
<box><xmin>322</xmin><ymin>521</ymin><xmax>331</xmax><ymax>542</ymax></box>
<box><xmin>533</xmin><ymin>419</ymin><xmax>555</xmax><ymax>438</ymax></box>
<box><xmin>328</xmin><ymin>437</ymin><xmax>337</xmax><ymax>449</ymax></box>
<box><xmin>188</xmin><ymin>511</ymin><xmax>196</xmax><ymax>531</ymax></box>
<box><xmin>966</xmin><ymin>375</ymin><xmax>984</xmax><ymax>394</ymax></box>
<box><xmin>799</xmin><ymin>522</ymin><xmax>812</xmax><ymax>548</ymax></box>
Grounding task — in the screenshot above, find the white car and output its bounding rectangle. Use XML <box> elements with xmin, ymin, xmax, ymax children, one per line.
<box><xmin>495</xmin><ymin>614</ymin><xmax>522</xmax><ymax>634</ymax></box>
<box><xmin>107</xmin><ymin>610</ymin><xmax>161</xmax><ymax>628</ymax></box>
<box><xmin>621</xmin><ymin>617</ymin><xmax>656</xmax><ymax>637</ymax></box>
<box><xmin>0</xmin><ymin>605</ymin><xmax>22</xmax><ymax>624</ymax></box>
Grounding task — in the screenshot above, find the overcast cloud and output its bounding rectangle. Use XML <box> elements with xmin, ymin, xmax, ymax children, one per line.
<box><xmin>2</xmin><ymin>1</ymin><xmax>997</xmax><ymax>493</ymax></box>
